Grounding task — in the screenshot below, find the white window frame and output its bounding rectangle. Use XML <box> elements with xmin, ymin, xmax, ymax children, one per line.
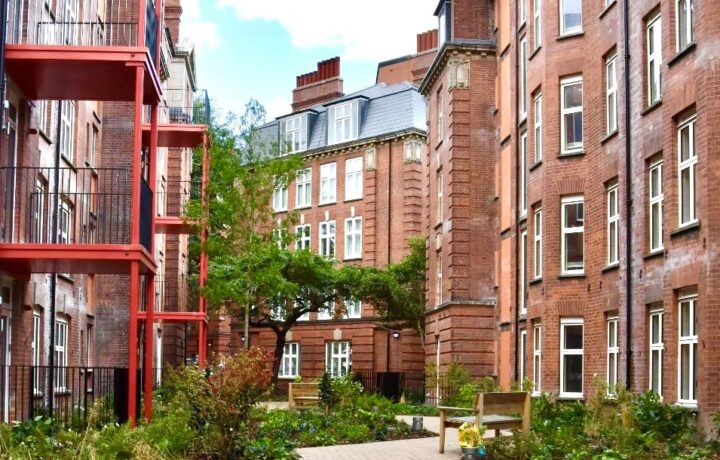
<box><xmin>37</xmin><ymin>100</ymin><xmax>48</xmax><ymax>135</ymax></box>
<box><xmin>533</xmin><ymin>0</ymin><xmax>542</xmax><ymax>49</ymax></box>
<box><xmin>560</xmin><ymin>77</ymin><xmax>583</xmax><ymax>155</ymax></box>
<box><xmin>296</xmin><ymin>168</ymin><xmax>311</xmax><ymax>209</ymax></box>
<box><xmin>607</xmin><ymin>184</ymin><xmax>619</xmax><ymax>266</ymax></box>
<box><xmin>437</xmin><ymin>90</ymin><xmax>444</xmax><ymax>145</ymax></box>
<box><xmin>59</xmin><ymin>200</ymin><xmax>72</xmax><ymax>244</ymax></box>
<box><xmin>678</xmin><ymin>117</ymin><xmax>697</xmax><ymax>227</ymax></box>
<box><xmin>60</xmin><ymin>101</ymin><xmax>75</xmax><ymax>162</ymax></box>
<box><xmin>520</xmin><ymin>38</ymin><xmax>527</xmax><ymax>120</ymax></box>
<box><xmin>63</xmin><ymin>0</ymin><xmax>78</xmax><ymax>45</ymax></box>
<box><xmin>320</xmin><ymin>163</ymin><xmax>337</xmax><ymax>204</ymax></box>
<box><xmin>295</xmin><ymin>224</ymin><xmax>311</xmax><ymax>250</ymax></box>
<box><xmin>325</xmin><ymin>341</ymin><xmax>351</xmax><ymax>377</ymax></box>
<box><xmin>344</xmin><ymin>216</ymin><xmax>362</xmax><ymax>260</ymax></box>
<box><xmin>279</xmin><ymin>342</ymin><xmax>300</xmax><ymax>379</ymax></box>
<box><xmin>32</xmin><ymin>313</ymin><xmax>41</xmax><ymax>394</ymax></box>
<box><xmin>519</xmin><ymin>329</ymin><xmax>527</xmax><ymax>386</ymax></box>
<box><xmin>675</xmin><ymin>0</ymin><xmax>694</xmax><ymax>52</ymax></box>
<box><xmin>318</xmin><ymin>300</ymin><xmax>335</xmax><ymax>320</ymax></box>
<box><xmin>33</xmin><ymin>178</ymin><xmax>46</xmax><ymax>243</ymax></box>
<box><xmin>561</xmin><ymin>196</ymin><xmax>584</xmax><ymax>275</ymax></box>
<box><xmin>533</xmin><ymin>208</ymin><xmax>542</xmax><ymax>279</ymax></box>
<box><xmin>54</xmin><ymin>318</ymin><xmax>68</xmax><ymax>391</ymax></box>
<box><xmin>344</xmin><ymin>157</ymin><xmax>363</xmax><ymax>201</ymax></box>
<box><xmin>520</xmin><ymin>229</ymin><xmax>527</xmax><ymax>316</ymax></box>
<box><xmin>319</xmin><ymin>220</ymin><xmax>336</xmax><ymax>258</ymax></box>
<box><xmin>272</xmin><ymin>179</ymin><xmax>288</xmax><ymax>212</ymax></box>
<box><xmin>534</xmin><ymin>93</ymin><xmax>542</xmax><ymax>163</ymax></box>
<box><xmin>519</xmin><ymin>0</ymin><xmax>527</xmax><ymax>25</ymax></box>
<box><xmin>649</xmin><ymin>160</ymin><xmax>664</xmax><ymax>252</ymax></box>
<box><xmin>606</xmin><ymin>54</ymin><xmax>618</xmax><ymax>135</ymax></box>
<box><xmin>559</xmin><ymin>0</ymin><xmax>583</xmax><ymax>36</ymax></box>
<box><xmin>520</xmin><ymin>132</ymin><xmax>528</xmax><ymax>216</ymax></box>
<box><xmin>328</xmin><ymin>102</ymin><xmax>357</xmax><ymax>145</ymax></box>
<box><xmin>607</xmin><ymin>316</ymin><xmax>619</xmax><ymax>395</ymax></box>
<box><xmin>677</xmin><ymin>295</ymin><xmax>697</xmax><ymax>407</ymax></box>
<box><xmin>533</xmin><ymin>324</ymin><xmax>542</xmax><ymax>396</ymax></box>
<box><xmin>344</xmin><ymin>298</ymin><xmax>361</xmax><ymax>319</ymax></box>
<box><xmin>649</xmin><ymin>309</ymin><xmax>664</xmax><ymax>398</ymax></box>
<box><xmin>437</xmin><ymin>171</ymin><xmax>444</xmax><ymax>224</ymax></box>
<box><xmin>560</xmin><ymin>318</ymin><xmax>584</xmax><ymax>399</ymax></box>
<box><xmin>436</xmin><ymin>252</ymin><xmax>443</xmax><ymax>306</ymax></box>
<box><xmin>284</xmin><ymin>115</ymin><xmax>304</xmax><ymax>154</ymax></box>
<box><xmin>647</xmin><ymin>15</ymin><xmax>662</xmax><ymax>106</ymax></box>
<box><xmin>89</xmin><ymin>124</ymin><xmax>98</xmax><ymax>167</ymax></box>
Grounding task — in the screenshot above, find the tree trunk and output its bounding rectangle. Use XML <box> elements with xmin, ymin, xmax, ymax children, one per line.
<box><xmin>244</xmin><ymin>304</ymin><xmax>250</xmax><ymax>349</ymax></box>
<box><xmin>271</xmin><ymin>330</ymin><xmax>287</xmax><ymax>388</ymax></box>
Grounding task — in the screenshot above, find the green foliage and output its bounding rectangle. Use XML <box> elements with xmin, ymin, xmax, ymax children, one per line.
<box><xmin>340</xmin><ymin>237</ymin><xmax>427</xmax><ymax>338</ymax></box>
<box><xmin>486</xmin><ymin>390</ymin><xmax>716</xmax><ymax>460</ymax></box>
<box><xmin>391</xmin><ymin>402</ymin><xmax>439</xmax><ymax>416</ymax></box>
<box><xmin>318</xmin><ymin>372</ymin><xmax>338</xmax><ymax>412</ymax></box>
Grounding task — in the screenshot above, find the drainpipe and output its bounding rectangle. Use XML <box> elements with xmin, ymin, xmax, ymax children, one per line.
<box><xmin>0</xmin><ymin>0</ymin><xmax>8</xmax><ymax>162</ymax></box>
<box><xmin>387</xmin><ymin>140</ymin><xmax>392</xmax><ymax>266</ymax></box>
<box><xmin>622</xmin><ymin>0</ymin><xmax>634</xmax><ymax>390</ymax></box>
<box><xmin>512</xmin><ymin>0</ymin><xmax>521</xmax><ymax>383</ymax></box>
<box><xmin>48</xmin><ymin>101</ymin><xmax>63</xmax><ymax>418</ymax></box>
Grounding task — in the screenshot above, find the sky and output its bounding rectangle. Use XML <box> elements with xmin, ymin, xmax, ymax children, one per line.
<box><xmin>179</xmin><ymin>0</ymin><xmax>439</xmax><ymax>121</ymax></box>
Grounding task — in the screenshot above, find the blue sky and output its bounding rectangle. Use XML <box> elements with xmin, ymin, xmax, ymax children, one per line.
<box><xmin>180</xmin><ymin>0</ymin><xmax>438</xmax><ymax>121</ymax></box>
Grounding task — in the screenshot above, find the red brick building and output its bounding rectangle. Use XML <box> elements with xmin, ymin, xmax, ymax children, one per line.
<box><xmin>421</xmin><ymin>0</ymin><xmax>720</xmax><ymax>433</ymax></box>
<box><xmin>0</xmin><ymin>0</ymin><xmax>208</xmax><ymax>424</ymax></box>
<box><xmin>214</xmin><ymin>53</ymin><xmax>440</xmax><ymax>389</ymax></box>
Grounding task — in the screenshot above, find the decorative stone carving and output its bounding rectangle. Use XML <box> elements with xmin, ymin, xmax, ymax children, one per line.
<box><xmin>448</xmin><ymin>57</ymin><xmax>470</xmax><ymax>89</ymax></box>
<box><xmin>333</xmin><ymin>328</ymin><xmax>343</xmax><ymax>340</ymax></box>
<box><xmin>403</xmin><ymin>139</ymin><xmax>423</xmax><ymax>164</ymax></box>
<box><xmin>365</xmin><ymin>146</ymin><xmax>377</xmax><ymax>170</ymax></box>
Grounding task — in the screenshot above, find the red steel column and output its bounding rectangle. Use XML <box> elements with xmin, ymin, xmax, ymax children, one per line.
<box><xmin>143</xmin><ymin>101</ymin><xmax>159</xmax><ymax>420</ymax></box>
<box><xmin>198</xmin><ymin>136</ymin><xmax>210</xmax><ymax>365</ymax></box>
<box><xmin>128</xmin><ymin>261</ymin><xmax>140</xmax><ymax>427</ymax></box>
<box><xmin>137</xmin><ymin>0</ymin><xmax>147</xmax><ymax>48</ymax></box>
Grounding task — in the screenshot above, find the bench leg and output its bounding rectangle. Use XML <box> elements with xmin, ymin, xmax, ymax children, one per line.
<box><xmin>495</xmin><ymin>429</ymin><xmax>500</xmax><ymax>437</ymax></box>
<box><xmin>439</xmin><ymin>425</ymin><xmax>445</xmax><ymax>453</ymax></box>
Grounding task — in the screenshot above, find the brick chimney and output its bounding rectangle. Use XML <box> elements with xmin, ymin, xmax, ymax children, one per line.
<box><xmin>164</xmin><ymin>0</ymin><xmax>182</xmax><ymax>45</ymax></box>
<box><xmin>292</xmin><ymin>57</ymin><xmax>344</xmax><ymax>112</ymax></box>
<box><xmin>416</xmin><ymin>29</ymin><xmax>438</xmax><ymax>53</ymax></box>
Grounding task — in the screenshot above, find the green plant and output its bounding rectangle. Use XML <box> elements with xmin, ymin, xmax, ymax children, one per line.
<box><xmin>318</xmin><ymin>372</ymin><xmax>337</xmax><ymax>412</ymax></box>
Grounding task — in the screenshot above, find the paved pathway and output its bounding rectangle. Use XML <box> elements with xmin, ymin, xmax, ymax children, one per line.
<box><xmin>296</xmin><ymin>416</ymin><xmax>464</xmax><ymax>460</ymax></box>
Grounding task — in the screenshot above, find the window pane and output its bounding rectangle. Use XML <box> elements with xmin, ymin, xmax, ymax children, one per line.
<box><xmin>562</xmin><ymin>0</ymin><xmax>582</xmax><ymax>31</ymax></box>
<box><xmin>565</xmin><ymin>202</ymin><xmax>583</xmax><ymax>228</ymax></box>
<box><xmin>681</xmin><ymin>301</ymin><xmax>691</xmax><ymax>337</ymax></box>
<box><xmin>680</xmin><ymin>126</ymin><xmax>691</xmax><ymax>161</ymax></box>
<box><xmin>565</xmin><ymin>233</ymin><xmax>584</xmax><ymax>269</ymax></box>
<box><xmin>564</xmin><ymin>83</ymin><xmax>582</xmax><ymax>109</ymax></box>
<box><xmin>564</xmin><ymin>354</ymin><xmax>583</xmax><ymax>393</ymax></box>
<box><xmin>564</xmin><ymin>325</ymin><xmax>583</xmax><ymax>349</ymax></box>
<box><xmin>680</xmin><ymin>343</ymin><xmax>690</xmax><ymax>399</ymax></box>
<box><xmin>650</xmin><ymin>349</ymin><xmax>660</xmax><ymax>392</ymax></box>
<box><xmin>608</xmin><ymin>354</ymin><xmax>616</xmax><ymax>385</ymax></box>
<box><xmin>681</xmin><ymin>168</ymin><xmax>692</xmax><ymax>222</ymax></box>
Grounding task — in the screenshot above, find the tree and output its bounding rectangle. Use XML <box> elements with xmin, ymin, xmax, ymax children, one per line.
<box><xmin>187</xmin><ymin>101</ymin><xmax>349</xmax><ymax>384</ymax></box>
<box><xmin>341</xmin><ymin>237</ymin><xmax>427</xmax><ymax>346</ymax></box>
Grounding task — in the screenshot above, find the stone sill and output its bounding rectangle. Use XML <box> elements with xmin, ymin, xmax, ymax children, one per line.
<box><xmin>670</xmin><ymin>221</ymin><xmax>700</xmax><ymax>238</ymax></box>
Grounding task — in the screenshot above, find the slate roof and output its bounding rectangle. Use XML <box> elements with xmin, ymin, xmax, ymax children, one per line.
<box><xmin>258</xmin><ymin>82</ymin><xmax>427</xmax><ymax>155</ymax></box>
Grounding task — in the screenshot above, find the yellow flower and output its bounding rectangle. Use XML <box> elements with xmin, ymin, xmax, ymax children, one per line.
<box><xmin>457</xmin><ymin>422</ymin><xmax>486</xmax><ymax>448</ymax></box>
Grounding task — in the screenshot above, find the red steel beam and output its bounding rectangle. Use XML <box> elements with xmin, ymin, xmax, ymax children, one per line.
<box><xmin>128</xmin><ymin>262</ymin><xmax>140</xmax><ymax>427</ymax></box>
<box><xmin>138</xmin><ymin>311</ymin><xmax>207</xmax><ymax>322</ymax></box>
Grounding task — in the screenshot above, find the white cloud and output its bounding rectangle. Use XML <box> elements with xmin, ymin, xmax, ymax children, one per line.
<box><xmin>179</xmin><ymin>0</ymin><xmax>222</xmax><ymax>52</ymax></box>
<box><xmin>215</xmin><ymin>0</ymin><xmax>439</xmax><ymax>62</ymax></box>
<box><xmin>263</xmin><ymin>96</ymin><xmax>292</xmax><ymax>120</ymax></box>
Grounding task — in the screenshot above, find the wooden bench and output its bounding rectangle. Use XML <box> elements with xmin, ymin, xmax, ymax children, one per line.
<box><xmin>288</xmin><ymin>382</ymin><xmax>321</xmax><ymax>409</ymax></box>
<box><xmin>438</xmin><ymin>391</ymin><xmax>531</xmax><ymax>453</ymax></box>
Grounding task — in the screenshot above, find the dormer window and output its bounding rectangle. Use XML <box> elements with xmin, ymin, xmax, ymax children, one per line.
<box><xmin>280</xmin><ymin>114</ymin><xmax>307</xmax><ymax>155</ymax></box>
<box><xmin>437</xmin><ymin>1</ymin><xmax>451</xmax><ymax>47</ymax></box>
<box><xmin>328</xmin><ymin>101</ymin><xmax>360</xmax><ymax>145</ymax></box>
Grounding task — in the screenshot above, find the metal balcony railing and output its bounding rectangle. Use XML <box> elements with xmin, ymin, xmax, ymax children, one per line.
<box><xmin>7</xmin><ymin>0</ymin><xmax>157</xmax><ymax>56</ymax></box>
<box><xmin>156</xmin><ymin>179</ymin><xmax>201</xmax><ymax>218</ymax></box>
<box><xmin>159</xmin><ymin>89</ymin><xmax>211</xmax><ymax>125</ymax></box>
<box><xmin>0</xmin><ymin>167</ymin><xmax>153</xmax><ymax>252</ymax></box>
<box><xmin>155</xmin><ymin>275</ymin><xmax>191</xmax><ymax>312</ymax></box>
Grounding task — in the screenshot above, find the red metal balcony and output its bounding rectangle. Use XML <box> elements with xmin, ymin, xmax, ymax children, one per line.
<box><xmin>142</xmin><ymin>91</ymin><xmax>210</xmax><ymax>148</ymax></box>
<box><xmin>155</xmin><ymin>179</ymin><xmax>200</xmax><ymax>234</ymax></box>
<box><xmin>0</xmin><ymin>167</ymin><xmax>155</xmax><ymax>275</ymax></box>
<box><xmin>137</xmin><ymin>275</ymin><xmax>206</xmax><ymax>323</ymax></box>
<box><xmin>4</xmin><ymin>0</ymin><xmax>161</xmax><ymax>103</ymax></box>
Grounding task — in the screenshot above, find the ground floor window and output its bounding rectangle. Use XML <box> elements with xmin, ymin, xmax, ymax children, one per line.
<box><xmin>533</xmin><ymin>323</ymin><xmax>541</xmax><ymax>396</ymax></box>
<box><xmin>279</xmin><ymin>342</ymin><xmax>300</xmax><ymax>378</ymax></box>
<box><xmin>519</xmin><ymin>330</ymin><xmax>527</xmax><ymax>386</ymax></box>
<box><xmin>325</xmin><ymin>341</ymin><xmax>351</xmax><ymax>377</ymax></box>
<box><xmin>678</xmin><ymin>295</ymin><xmax>697</xmax><ymax>406</ymax></box>
<box><xmin>54</xmin><ymin>317</ymin><xmax>68</xmax><ymax>391</ymax></box>
<box><xmin>649</xmin><ymin>309</ymin><xmax>664</xmax><ymax>397</ymax></box>
<box><xmin>607</xmin><ymin>316</ymin><xmax>619</xmax><ymax>395</ymax></box>
<box><xmin>560</xmin><ymin>318</ymin><xmax>583</xmax><ymax>398</ymax></box>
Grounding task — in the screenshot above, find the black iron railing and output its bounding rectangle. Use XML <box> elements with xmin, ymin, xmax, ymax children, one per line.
<box><xmin>353</xmin><ymin>371</ymin><xmax>426</xmax><ymax>404</ymax></box>
<box><xmin>6</xmin><ymin>0</ymin><xmax>156</xmax><ymax>53</ymax></box>
<box><xmin>156</xmin><ymin>179</ymin><xmax>200</xmax><ymax>218</ymax></box>
<box><xmin>161</xmin><ymin>89</ymin><xmax>211</xmax><ymax>125</ymax></box>
<box><xmin>0</xmin><ymin>365</ymin><xmax>118</xmax><ymax>425</ymax></box>
<box><xmin>155</xmin><ymin>275</ymin><xmax>189</xmax><ymax>312</ymax></box>
<box><xmin>0</xmin><ymin>167</ymin><xmax>132</xmax><ymax>245</ymax></box>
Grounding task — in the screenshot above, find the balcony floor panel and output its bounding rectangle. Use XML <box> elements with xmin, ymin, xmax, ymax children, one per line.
<box><xmin>155</xmin><ymin>217</ymin><xmax>199</xmax><ymax>235</ymax></box>
<box><xmin>5</xmin><ymin>45</ymin><xmax>161</xmax><ymax>103</ymax></box>
<box><xmin>0</xmin><ymin>243</ymin><xmax>155</xmax><ymax>275</ymax></box>
<box><xmin>143</xmin><ymin>124</ymin><xmax>206</xmax><ymax>148</ymax></box>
